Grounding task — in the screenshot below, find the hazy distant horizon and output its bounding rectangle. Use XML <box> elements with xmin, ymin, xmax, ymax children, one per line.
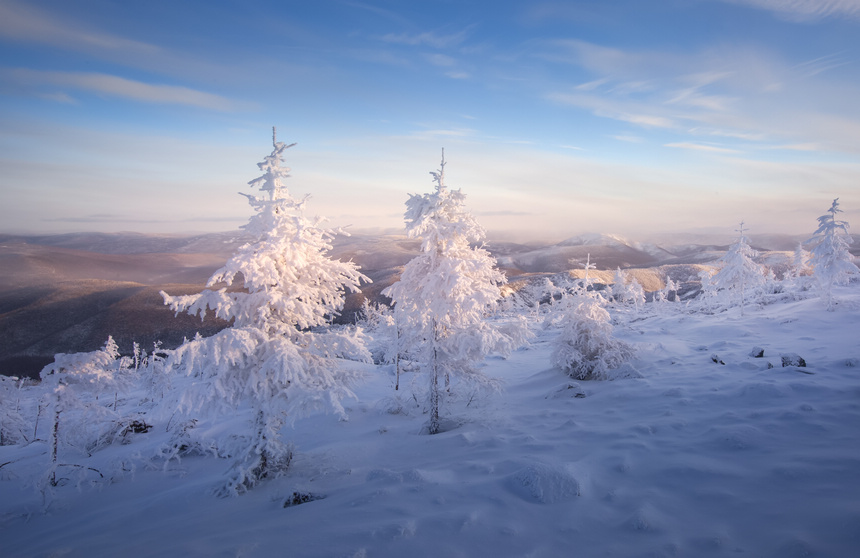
<box><xmin>0</xmin><ymin>224</ymin><xmax>839</xmax><ymax>250</ymax></box>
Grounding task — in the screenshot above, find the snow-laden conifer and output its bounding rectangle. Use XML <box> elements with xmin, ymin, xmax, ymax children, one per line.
<box><xmin>711</xmin><ymin>222</ymin><xmax>765</xmax><ymax>315</ymax></box>
<box><xmin>382</xmin><ymin>151</ymin><xmax>528</xmax><ymax>434</ymax></box>
<box><xmin>160</xmin><ymin>130</ymin><xmax>370</xmax><ymax>494</ymax></box>
<box><xmin>808</xmin><ymin>198</ymin><xmax>860</xmax><ymax>310</ymax></box>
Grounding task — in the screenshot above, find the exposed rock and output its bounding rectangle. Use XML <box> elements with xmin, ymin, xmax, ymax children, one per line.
<box><xmin>781</xmin><ymin>353</ymin><xmax>806</xmax><ymax>368</ymax></box>
<box><xmin>750</xmin><ymin>347</ymin><xmax>765</xmax><ymax>358</ymax></box>
<box><xmin>711</xmin><ymin>354</ymin><xmax>725</xmax><ymax>365</ymax></box>
<box><xmin>283</xmin><ymin>491</ymin><xmax>325</xmax><ymax>508</ymax></box>
<box><xmin>546</xmin><ymin>382</ymin><xmax>587</xmax><ymax>399</ymax></box>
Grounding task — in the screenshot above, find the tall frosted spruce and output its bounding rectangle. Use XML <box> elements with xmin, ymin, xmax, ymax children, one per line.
<box><xmin>383</xmin><ymin>151</ymin><xmax>527</xmax><ymax>435</ymax></box>
<box><xmin>808</xmin><ymin>198</ymin><xmax>860</xmax><ymax>310</ymax></box>
<box><xmin>161</xmin><ymin>129</ymin><xmax>370</xmax><ymax>494</ymax></box>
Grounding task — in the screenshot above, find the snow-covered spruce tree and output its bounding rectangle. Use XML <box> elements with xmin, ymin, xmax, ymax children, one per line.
<box><xmin>160</xmin><ymin>130</ymin><xmax>370</xmax><ymax>494</ymax></box>
<box><xmin>382</xmin><ymin>150</ymin><xmax>527</xmax><ymax>434</ymax></box>
<box><xmin>807</xmin><ymin>198</ymin><xmax>860</xmax><ymax>310</ymax></box>
<box><xmin>711</xmin><ymin>222</ymin><xmax>765</xmax><ymax>316</ymax></box>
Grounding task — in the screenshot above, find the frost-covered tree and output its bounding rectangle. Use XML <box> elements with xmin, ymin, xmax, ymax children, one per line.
<box><xmin>783</xmin><ymin>242</ymin><xmax>812</xmax><ymax>297</ymax></box>
<box><xmin>655</xmin><ymin>276</ymin><xmax>679</xmax><ymax>304</ymax></box>
<box><xmin>570</xmin><ymin>253</ymin><xmax>597</xmax><ymax>297</ymax></box>
<box><xmin>160</xmin><ymin>130</ymin><xmax>370</xmax><ymax>494</ymax></box>
<box><xmin>629</xmin><ymin>278</ymin><xmax>645</xmax><ymax>313</ymax></box>
<box><xmin>0</xmin><ymin>375</ymin><xmax>27</xmax><ymax>446</ymax></box>
<box><xmin>39</xmin><ymin>337</ymin><xmax>129</xmax><ymax>486</ymax></box>
<box><xmin>610</xmin><ymin>267</ymin><xmax>628</xmax><ymax>303</ymax></box>
<box><xmin>711</xmin><ymin>222</ymin><xmax>765</xmax><ymax>315</ymax></box>
<box><xmin>698</xmin><ymin>267</ymin><xmax>719</xmax><ymax>310</ymax></box>
<box><xmin>551</xmin><ymin>297</ymin><xmax>636</xmax><ymax>380</ymax></box>
<box><xmin>608</xmin><ymin>268</ymin><xmax>644</xmax><ymax>313</ymax></box>
<box><xmin>807</xmin><ymin>198</ymin><xmax>860</xmax><ymax>310</ymax></box>
<box><xmin>382</xmin><ymin>151</ymin><xmax>527</xmax><ymax>434</ymax></box>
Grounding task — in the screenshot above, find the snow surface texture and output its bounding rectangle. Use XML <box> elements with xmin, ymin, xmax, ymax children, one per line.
<box><xmin>2</xmin><ymin>285</ymin><xmax>860</xmax><ymax>557</ymax></box>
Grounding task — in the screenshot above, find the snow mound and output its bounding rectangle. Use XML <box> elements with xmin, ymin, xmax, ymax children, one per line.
<box><xmin>506</xmin><ymin>462</ymin><xmax>580</xmax><ymax>503</ymax></box>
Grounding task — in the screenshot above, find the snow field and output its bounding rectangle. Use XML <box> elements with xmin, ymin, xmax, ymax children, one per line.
<box><xmin>1</xmin><ymin>287</ymin><xmax>859</xmax><ymax>557</ymax></box>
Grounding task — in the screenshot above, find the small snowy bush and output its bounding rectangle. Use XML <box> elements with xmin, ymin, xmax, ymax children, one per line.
<box><xmin>0</xmin><ymin>375</ymin><xmax>28</xmax><ymax>446</ymax></box>
<box><xmin>551</xmin><ymin>297</ymin><xmax>636</xmax><ymax>380</ymax></box>
<box><xmin>38</xmin><ymin>336</ymin><xmax>131</xmax><ymax>486</ymax></box>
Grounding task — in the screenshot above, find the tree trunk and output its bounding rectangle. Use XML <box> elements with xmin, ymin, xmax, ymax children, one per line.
<box><xmin>429</xmin><ymin>321</ymin><xmax>441</xmax><ymax>435</ymax></box>
<box><xmin>51</xmin><ymin>393</ymin><xmax>60</xmax><ymax>486</ymax></box>
<box><xmin>255</xmin><ymin>409</ymin><xmax>269</xmax><ymax>480</ymax></box>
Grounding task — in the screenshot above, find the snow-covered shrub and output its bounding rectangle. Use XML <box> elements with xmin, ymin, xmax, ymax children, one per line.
<box><xmin>0</xmin><ymin>375</ymin><xmax>28</xmax><ymax>446</ymax></box>
<box><xmin>357</xmin><ymin>300</ymin><xmax>398</xmax><ymax>363</ymax></box>
<box><xmin>382</xmin><ymin>151</ymin><xmax>530</xmax><ymax>434</ymax></box>
<box><xmin>136</xmin><ymin>341</ymin><xmax>171</xmax><ymax>402</ymax></box>
<box><xmin>807</xmin><ymin>198</ymin><xmax>860</xmax><ymax>310</ymax></box>
<box><xmin>160</xmin><ymin>130</ymin><xmax>371</xmax><ymax>494</ymax></box>
<box><xmin>551</xmin><ymin>297</ymin><xmax>636</xmax><ymax>380</ymax></box>
<box><xmin>39</xmin><ymin>337</ymin><xmax>130</xmax><ymax>485</ymax></box>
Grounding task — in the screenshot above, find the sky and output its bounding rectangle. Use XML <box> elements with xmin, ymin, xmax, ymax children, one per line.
<box><xmin>1</xmin><ymin>0</ymin><xmax>859</xmax><ymax>241</ymax></box>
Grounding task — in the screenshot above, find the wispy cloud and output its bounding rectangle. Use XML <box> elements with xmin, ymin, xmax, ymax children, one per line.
<box><xmin>341</xmin><ymin>1</ymin><xmax>412</xmax><ymax>26</ymax></box>
<box><xmin>718</xmin><ymin>0</ymin><xmax>860</xmax><ymax>22</ymax></box>
<box><xmin>792</xmin><ymin>53</ymin><xmax>851</xmax><ymax>77</ymax></box>
<box><xmin>539</xmin><ymin>38</ymin><xmax>860</xmax><ymax>155</ymax></box>
<box><xmin>37</xmin><ymin>91</ymin><xmax>77</xmax><ymax>104</ymax></box>
<box><xmin>0</xmin><ymin>0</ymin><xmax>160</xmax><ymax>56</ymax></box>
<box><xmin>769</xmin><ymin>142</ymin><xmax>823</xmax><ymax>151</ymax></box>
<box><xmin>426</xmin><ymin>53</ymin><xmax>457</xmax><ymax>67</ymax></box>
<box><xmin>546</xmin><ymin>91</ymin><xmax>678</xmax><ymax>129</ymax></box>
<box><xmin>0</xmin><ymin>0</ymin><xmax>258</xmax><ymax>90</ymax></box>
<box><xmin>575</xmin><ymin>77</ymin><xmax>610</xmax><ymax>91</ymax></box>
<box><xmin>665</xmin><ymin>142</ymin><xmax>740</xmax><ymax>154</ymax></box>
<box><xmin>380</xmin><ymin>27</ymin><xmax>471</xmax><ymax>49</ymax></box>
<box><xmin>5</xmin><ymin>69</ymin><xmax>240</xmax><ymax>111</ymax></box>
<box><xmin>405</xmin><ymin>128</ymin><xmax>478</xmax><ymax>141</ymax></box>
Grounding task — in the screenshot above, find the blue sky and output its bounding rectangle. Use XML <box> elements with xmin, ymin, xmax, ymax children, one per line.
<box><xmin>1</xmin><ymin>0</ymin><xmax>859</xmax><ymax>240</ymax></box>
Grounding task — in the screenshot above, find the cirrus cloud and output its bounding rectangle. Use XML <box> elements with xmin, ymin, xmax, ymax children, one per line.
<box><xmin>4</xmin><ymin>68</ymin><xmax>242</xmax><ymax>111</ymax></box>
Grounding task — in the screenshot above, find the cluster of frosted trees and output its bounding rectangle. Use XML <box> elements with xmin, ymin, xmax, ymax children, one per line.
<box><xmin>3</xmin><ymin>132</ymin><xmax>857</xmax><ymax>498</ymax></box>
<box><xmin>3</xmin><ymin>133</ymin><xmax>530</xmax><ymax>496</ymax></box>
<box><xmin>696</xmin><ymin>200</ymin><xmax>859</xmax><ymax>314</ymax></box>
